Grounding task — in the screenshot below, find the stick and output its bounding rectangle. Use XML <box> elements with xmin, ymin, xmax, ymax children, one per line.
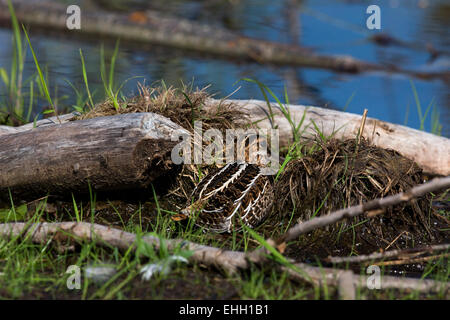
<box><xmin>283</xmin><ymin>261</ymin><xmax>448</xmax><ymax>293</ymax></box>
<box><xmin>0</xmin><ymin>222</ymin><xmax>448</xmax><ymax>294</ymax></box>
<box><xmin>0</xmin><ymin>222</ymin><xmax>249</xmax><ymax>274</ymax></box>
<box><xmin>357</xmin><ymin>109</ymin><xmax>368</xmax><ymax>146</ymax></box>
<box><xmin>326</xmin><ymin>243</ymin><xmax>450</xmax><ymax>264</ymax></box>
<box><xmin>373</xmin><ymin>253</ymin><xmax>450</xmax><ymax>267</ymax></box>
<box><xmin>338</xmin><ymin>271</ymin><xmax>356</xmax><ymax>300</ymax></box>
<box><xmin>277</xmin><ymin>176</ymin><xmax>450</xmax><ymax>244</ymax></box>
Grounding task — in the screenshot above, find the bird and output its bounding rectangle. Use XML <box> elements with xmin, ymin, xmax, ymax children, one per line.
<box><xmin>173</xmin><ymin>162</ymin><xmax>274</xmax><ymax>233</ymax></box>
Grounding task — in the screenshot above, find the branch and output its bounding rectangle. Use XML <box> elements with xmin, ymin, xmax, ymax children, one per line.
<box><xmin>373</xmin><ymin>254</ymin><xmax>449</xmax><ymax>267</ymax></box>
<box><xmin>0</xmin><ymin>222</ymin><xmax>448</xmax><ymax>295</ymax></box>
<box><xmin>0</xmin><ymin>222</ymin><xmax>249</xmax><ymax>274</ymax></box>
<box><xmin>326</xmin><ymin>243</ymin><xmax>450</xmax><ymax>264</ymax></box>
<box><xmin>283</xmin><ymin>261</ymin><xmax>448</xmax><ymax>293</ymax></box>
<box><xmin>277</xmin><ymin>176</ymin><xmax>450</xmax><ymax>244</ymax></box>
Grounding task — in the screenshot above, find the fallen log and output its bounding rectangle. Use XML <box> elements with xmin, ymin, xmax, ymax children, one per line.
<box><xmin>217</xmin><ymin>99</ymin><xmax>450</xmax><ymax>176</ymax></box>
<box><xmin>0</xmin><ymin>112</ymin><xmax>188</xmax><ymax>202</ymax></box>
<box><xmin>1</xmin><ymin>98</ymin><xmax>449</xmax><ymax>176</ymax></box>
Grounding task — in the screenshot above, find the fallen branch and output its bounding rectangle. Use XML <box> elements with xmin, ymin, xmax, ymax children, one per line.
<box><xmin>373</xmin><ymin>254</ymin><xmax>450</xmax><ymax>267</ymax></box>
<box><xmin>0</xmin><ymin>221</ymin><xmax>447</xmax><ymax>295</ymax></box>
<box><xmin>277</xmin><ymin>176</ymin><xmax>450</xmax><ymax>244</ymax></box>
<box><xmin>327</xmin><ymin>243</ymin><xmax>450</xmax><ymax>265</ymax></box>
<box><xmin>0</xmin><ymin>222</ymin><xmax>249</xmax><ymax>274</ymax></box>
<box><xmin>337</xmin><ymin>271</ymin><xmax>356</xmax><ymax>300</ymax></box>
<box><xmin>283</xmin><ymin>261</ymin><xmax>448</xmax><ymax>293</ymax></box>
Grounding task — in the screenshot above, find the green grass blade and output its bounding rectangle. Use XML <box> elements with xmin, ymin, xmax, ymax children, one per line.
<box><xmin>409</xmin><ymin>80</ymin><xmax>422</xmax><ymax>124</ymax></box>
<box><xmin>109</xmin><ymin>39</ymin><xmax>120</xmax><ymax>93</ymax></box>
<box><xmin>79</xmin><ymin>48</ymin><xmax>95</xmax><ymax>110</ymax></box>
<box><xmin>22</xmin><ymin>26</ymin><xmax>53</xmax><ymax>108</ymax></box>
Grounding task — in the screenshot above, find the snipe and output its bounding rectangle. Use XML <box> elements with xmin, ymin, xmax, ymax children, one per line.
<box><xmin>175</xmin><ymin>162</ymin><xmax>274</xmax><ymax>232</ymax></box>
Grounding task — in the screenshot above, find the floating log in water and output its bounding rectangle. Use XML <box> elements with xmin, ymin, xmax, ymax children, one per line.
<box><xmin>0</xmin><ymin>0</ymin><xmax>446</xmax><ymax>80</ymax></box>
<box><xmin>0</xmin><ymin>112</ymin><xmax>188</xmax><ymax>202</ymax></box>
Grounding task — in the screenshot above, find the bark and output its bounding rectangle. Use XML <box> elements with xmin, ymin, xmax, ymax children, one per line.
<box><xmin>2</xmin><ymin>98</ymin><xmax>449</xmax><ymax>176</ymax></box>
<box><xmin>0</xmin><ymin>112</ymin><xmax>188</xmax><ymax>202</ymax></box>
<box><xmin>0</xmin><ymin>221</ymin><xmax>447</xmax><ymax>294</ymax></box>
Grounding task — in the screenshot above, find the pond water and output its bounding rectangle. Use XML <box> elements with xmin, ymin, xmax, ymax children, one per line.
<box><xmin>0</xmin><ymin>0</ymin><xmax>448</xmax><ymax>136</ymax></box>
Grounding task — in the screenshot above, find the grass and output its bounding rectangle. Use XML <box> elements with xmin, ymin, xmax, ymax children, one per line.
<box><xmin>0</xmin><ymin>79</ymin><xmax>448</xmax><ymax>299</ymax></box>
<box><xmin>0</xmin><ymin>1</ymin><xmax>448</xmax><ymax>300</ymax></box>
<box><xmin>409</xmin><ymin>80</ymin><xmax>442</xmax><ymax>135</ymax></box>
<box><xmin>0</xmin><ymin>193</ymin><xmax>447</xmax><ymax>300</ymax></box>
<box><xmin>0</xmin><ymin>0</ymin><xmax>29</xmax><ymax>124</ymax></box>
<box><xmin>0</xmin><ymin>0</ymin><xmax>138</xmax><ymax>124</ymax></box>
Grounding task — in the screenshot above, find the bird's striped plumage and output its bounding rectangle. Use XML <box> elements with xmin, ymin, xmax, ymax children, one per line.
<box><xmin>181</xmin><ymin>162</ymin><xmax>273</xmax><ymax>232</ymax></box>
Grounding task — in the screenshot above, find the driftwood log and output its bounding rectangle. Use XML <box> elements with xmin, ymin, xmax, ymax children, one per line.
<box><xmin>0</xmin><ymin>112</ymin><xmax>188</xmax><ymax>202</ymax></box>
<box><xmin>220</xmin><ymin>99</ymin><xmax>450</xmax><ymax>176</ymax></box>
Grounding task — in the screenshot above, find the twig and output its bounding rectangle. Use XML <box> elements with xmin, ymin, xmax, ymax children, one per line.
<box><xmin>326</xmin><ymin>243</ymin><xmax>450</xmax><ymax>264</ymax></box>
<box><xmin>373</xmin><ymin>253</ymin><xmax>450</xmax><ymax>267</ymax></box>
<box><xmin>281</xmin><ymin>259</ymin><xmax>448</xmax><ymax>293</ymax></box>
<box><xmin>277</xmin><ymin>176</ymin><xmax>450</xmax><ymax>244</ymax></box>
<box><xmin>338</xmin><ymin>271</ymin><xmax>356</xmax><ymax>300</ymax></box>
<box><xmin>357</xmin><ymin>108</ymin><xmax>368</xmax><ymax>146</ymax></box>
<box><xmin>384</xmin><ymin>231</ymin><xmax>408</xmax><ymax>251</ymax></box>
<box><xmin>0</xmin><ymin>222</ymin><xmax>448</xmax><ymax>294</ymax></box>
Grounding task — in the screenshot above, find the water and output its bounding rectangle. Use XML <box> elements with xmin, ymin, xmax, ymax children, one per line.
<box><xmin>0</xmin><ymin>0</ymin><xmax>448</xmax><ymax>136</ymax></box>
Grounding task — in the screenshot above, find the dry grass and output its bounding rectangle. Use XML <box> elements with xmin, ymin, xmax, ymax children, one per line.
<box><xmin>77</xmin><ymin>83</ymin><xmax>249</xmax><ymax>133</ymax></box>
<box><xmin>75</xmin><ymin>84</ymin><xmax>448</xmax><ymax>254</ymax></box>
<box><xmin>271</xmin><ymin>138</ymin><xmax>447</xmax><ymax>253</ymax></box>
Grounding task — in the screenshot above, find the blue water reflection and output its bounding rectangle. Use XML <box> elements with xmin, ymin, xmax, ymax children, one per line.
<box><xmin>0</xmin><ymin>0</ymin><xmax>448</xmax><ymax>136</ymax></box>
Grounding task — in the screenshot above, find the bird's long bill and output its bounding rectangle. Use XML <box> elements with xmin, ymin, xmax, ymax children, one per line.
<box><xmin>171</xmin><ymin>213</ymin><xmax>188</xmax><ymax>221</ymax></box>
